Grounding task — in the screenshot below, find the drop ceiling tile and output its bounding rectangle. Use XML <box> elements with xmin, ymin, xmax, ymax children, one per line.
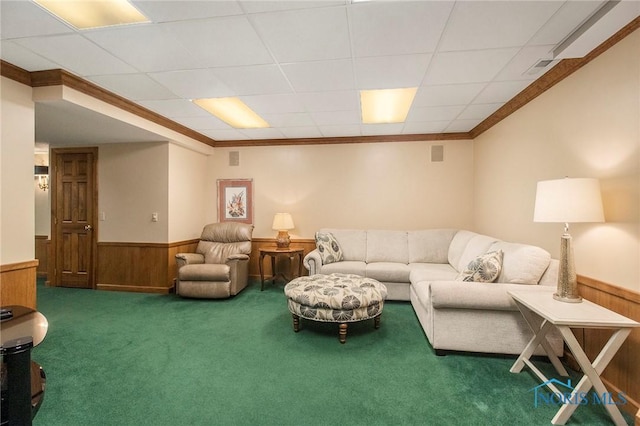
<box><xmin>406</xmin><ymin>105</ymin><xmax>465</xmax><ymax>123</ymax></box>
<box><xmin>279</xmin><ymin>126</ymin><xmax>324</xmax><ymax>139</ymax></box>
<box><xmin>240</xmin><ymin>94</ymin><xmax>305</xmax><ymax>114</ymax></box>
<box><xmin>84</xmin><ymin>25</ymin><xmax>201</xmax><ymax>72</ymax></box>
<box><xmin>311</xmin><ymin>110</ymin><xmax>360</xmax><ymax>126</ymax></box>
<box><xmin>202</xmin><ymin>129</ymin><xmax>250</xmax><ymax>141</ymax></box>
<box><xmin>14</xmin><ymin>34</ymin><xmax>137</xmax><ymax>76</ymax></box>
<box><xmin>240</xmin><ymin>127</ymin><xmax>286</xmax><ymax>140</ymax></box>
<box><xmin>474</xmin><ymin>81</ymin><xmax>530</xmax><ymax>104</ymax></box>
<box><xmin>88</xmin><ymin>74</ymin><xmax>178</xmax><ymax>101</ymax></box>
<box><xmin>413</xmin><ymin>83</ymin><xmax>486</xmax><ymax>108</ymax></box>
<box><xmin>0</xmin><ymin>41</ymin><xmax>60</xmax><ymax>71</ymax></box>
<box><xmin>299</xmin><ymin>90</ymin><xmax>359</xmax><ymax>112</ymax></box>
<box><xmin>281</xmin><ymin>59</ymin><xmax>355</xmax><ymax>92</ymax></box>
<box><xmin>261</xmin><ymin>112</ymin><xmax>315</xmax><ymax>128</ymax></box>
<box><xmin>440</xmin><ymin>1</ymin><xmax>562</xmax><ymax>52</ymax></box>
<box><xmin>349</xmin><ymin>1</ymin><xmax>453</xmax><ymax>57</ymax></box>
<box><xmin>493</xmin><ymin>45</ymin><xmax>556</xmax><ymax>81</ymax></box>
<box><xmin>149</xmin><ymin>69</ymin><xmax>234</xmax><ymax>99</ymax></box>
<box><xmin>354</xmin><ymin>54</ymin><xmax>431</xmax><ymax>90</ymax></box>
<box><xmin>529</xmin><ymin>1</ymin><xmax>605</xmax><ymax>45</ymax></box>
<box><xmin>250</xmin><ymin>6</ymin><xmax>350</xmax><ymax>62</ymax></box>
<box><xmin>240</xmin><ymin>1</ymin><xmax>344</xmax><ymax>14</ymax></box>
<box><xmin>137</xmin><ymin>99</ymin><xmax>209</xmax><ymax>118</ymax></box>
<box><xmin>132</xmin><ymin>0</ymin><xmax>244</xmax><ymax>23</ymax></box>
<box><xmin>425</xmin><ymin>48</ymin><xmax>520</xmax><ymax>85</ymax></box>
<box><xmin>163</xmin><ymin>16</ymin><xmax>273</xmax><ymax>68</ymax></box>
<box><xmin>319</xmin><ymin>125</ymin><xmax>362</xmax><ymax>137</ymax></box>
<box><xmin>172</xmin><ymin>115</ymin><xmax>232</xmax><ymax>130</ymax></box>
<box><xmin>458</xmin><ymin>103</ymin><xmax>503</xmax><ymax>121</ymax></box>
<box><xmin>0</xmin><ymin>1</ymin><xmax>73</xmax><ymax>39</ymax></box>
<box><xmin>211</xmin><ymin>64</ymin><xmax>291</xmax><ymax>96</ymax></box>
<box><xmin>361</xmin><ymin>123</ymin><xmax>405</xmax><ymax>136</ymax></box>
<box><xmin>402</xmin><ymin>121</ymin><xmax>450</xmax><ymax>134</ymax></box>
<box><xmin>445</xmin><ymin>119</ymin><xmax>483</xmax><ymax>133</ymax></box>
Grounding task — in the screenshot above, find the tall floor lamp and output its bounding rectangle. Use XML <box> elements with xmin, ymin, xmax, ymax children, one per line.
<box><xmin>533</xmin><ymin>177</ymin><xmax>604</xmax><ymax>303</ymax></box>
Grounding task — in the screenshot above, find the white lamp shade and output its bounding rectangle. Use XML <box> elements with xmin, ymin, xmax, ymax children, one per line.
<box><xmin>534</xmin><ymin>178</ymin><xmax>604</xmax><ymax>223</ymax></box>
<box><xmin>272</xmin><ymin>213</ymin><xmax>295</xmax><ymax>230</ymax></box>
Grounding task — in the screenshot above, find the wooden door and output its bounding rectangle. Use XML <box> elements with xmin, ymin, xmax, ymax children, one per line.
<box><xmin>51</xmin><ymin>148</ymin><xmax>97</xmax><ymax>288</ymax></box>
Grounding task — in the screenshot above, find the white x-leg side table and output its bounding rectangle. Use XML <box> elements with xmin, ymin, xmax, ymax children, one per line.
<box><xmin>508</xmin><ymin>290</ymin><xmax>639</xmax><ymax>426</ymax></box>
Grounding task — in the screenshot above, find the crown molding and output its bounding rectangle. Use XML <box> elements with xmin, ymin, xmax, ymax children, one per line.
<box><xmin>470</xmin><ymin>16</ymin><xmax>640</xmax><ymax>139</ymax></box>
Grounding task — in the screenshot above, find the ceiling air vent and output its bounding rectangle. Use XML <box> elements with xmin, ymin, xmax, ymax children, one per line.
<box><xmin>525</xmin><ymin>59</ymin><xmax>554</xmax><ymax>76</ymax></box>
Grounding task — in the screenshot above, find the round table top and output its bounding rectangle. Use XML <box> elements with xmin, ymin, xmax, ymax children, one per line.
<box><xmin>1</xmin><ymin>306</ymin><xmax>49</xmax><ymax>348</ymax></box>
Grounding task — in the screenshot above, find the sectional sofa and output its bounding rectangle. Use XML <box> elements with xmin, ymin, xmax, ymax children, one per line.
<box><xmin>303</xmin><ymin>228</ymin><xmax>563</xmax><ymax>356</ymax></box>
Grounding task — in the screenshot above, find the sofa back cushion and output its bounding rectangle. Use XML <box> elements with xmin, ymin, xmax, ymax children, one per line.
<box><xmin>319</xmin><ymin>229</ymin><xmax>366</xmax><ymax>261</ymax></box>
<box><xmin>408</xmin><ymin>229</ymin><xmax>457</xmax><ymax>263</ymax></box>
<box><xmin>366</xmin><ymin>230</ymin><xmax>408</xmax><ymax>263</ymax></box>
<box><xmin>449</xmin><ymin>231</ymin><xmax>499</xmax><ymax>272</ymax></box>
<box><xmin>489</xmin><ymin>241</ymin><xmax>551</xmax><ymax>285</ymax></box>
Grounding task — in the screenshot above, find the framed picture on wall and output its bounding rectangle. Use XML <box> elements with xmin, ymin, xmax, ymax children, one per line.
<box><xmin>217</xmin><ymin>179</ymin><xmax>253</xmax><ymax>224</ymax></box>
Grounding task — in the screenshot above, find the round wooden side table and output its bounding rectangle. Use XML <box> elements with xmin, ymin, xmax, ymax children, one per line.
<box><xmin>258</xmin><ymin>247</ymin><xmax>304</xmax><ymax>291</ymax></box>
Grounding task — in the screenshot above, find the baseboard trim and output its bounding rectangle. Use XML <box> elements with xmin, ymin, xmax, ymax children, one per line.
<box><xmin>96</xmin><ymin>283</ymin><xmax>172</xmax><ymax>294</ymax></box>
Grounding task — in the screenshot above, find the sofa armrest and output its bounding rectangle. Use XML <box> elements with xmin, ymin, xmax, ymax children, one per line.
<box><xmin>429</xmin><ymin>281</ymin><xmax>555</xmax><ymax>311</ymax></box>
<box><xmin>304</xmin><ymin>249</ymin><xmax>322</xmax><ymax>275</ymax></box>
<box><xmin>175</xmin><ymin>253</ymin><xmax>205</xmax><ymax>268</ymax></box>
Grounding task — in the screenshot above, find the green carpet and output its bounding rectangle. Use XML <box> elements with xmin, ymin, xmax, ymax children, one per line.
<box><xmin>30</xmin><ymin>279</ymin><xmax>632</xmax><ymax>425</ymax></box>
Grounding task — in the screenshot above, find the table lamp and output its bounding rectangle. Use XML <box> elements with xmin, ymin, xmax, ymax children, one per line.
<box><xmin>272</xmin><ymin>213</ymin><xmax>295</xmax><ymax>249</ymax></box>
<box><xmin>533</xmin><ymin>177</ymin><xmax>604</xmax><ymax>303</ymax></box>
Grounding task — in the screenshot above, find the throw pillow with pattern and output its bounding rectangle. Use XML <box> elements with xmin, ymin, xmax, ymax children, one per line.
<box><xmin>457</xmin><ymin>250</ymin><xmax>503</xmax><ymax>283</ymax></box>
<box><xmin>315</xmin><ymin>232</ymin><xmax>343</xmax><ymax>264</ymax></box>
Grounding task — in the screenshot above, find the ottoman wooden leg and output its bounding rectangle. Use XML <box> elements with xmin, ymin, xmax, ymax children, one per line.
<box><xmin>292</xmin><ymin>314</ymin><xmax>300</xmax><ymax>332</ymax></box>
<box><xmin>374</xmin><ymin>314</ymin><xmax>381</xmax><ymax>329</ymax></box>
<box><xmin>339</xmin><ymin>323</ymin><xmax>348</xmax><ymax>344</ymax></box>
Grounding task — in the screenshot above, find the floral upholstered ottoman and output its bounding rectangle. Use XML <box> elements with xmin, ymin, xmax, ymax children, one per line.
<box><xmin>284</xmin><ymin>273</ymin><xmax>388</xmax><ymax>344</ymax></box>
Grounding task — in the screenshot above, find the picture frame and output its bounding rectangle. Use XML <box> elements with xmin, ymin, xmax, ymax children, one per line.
<box><xmin>217</xmin><ymin>179</ymin><xmax>253</xmax><ymax>224</ymax></box>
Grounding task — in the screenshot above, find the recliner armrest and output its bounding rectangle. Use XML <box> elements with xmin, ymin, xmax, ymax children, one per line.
<box><xmin>227</xmin><ymin>253</ymin><xmax>249</xmax><ymax>261</ymax></box>
<box><xmin>175</xmin><ymin>253</ymin><xmax>205</xmax><ymax>268</ymax></box>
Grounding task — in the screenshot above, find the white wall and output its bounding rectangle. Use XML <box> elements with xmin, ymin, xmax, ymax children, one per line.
<box><xmin>98</xmin><ymin>142</ymin><xmax>169</xmax><ymax>243</ymax></box>
<box><xmin>0</xmin><ymin>77</ymin><xmax>35</xmax><ymax>264</ymax></box>
<box><xmin>168</xmin><ymin>143</ymin><xmax>208</xmax><ymax>241</ymax></box>
<box><xmin>473</xmin><ymin>29</ymin><xmax>639</xmax><ymax>291</ymax></box>
<box><xmin>208</xmin><ymin>140</ymin><xmax>475</xmax><ymax>239</ymax></box>
<box><xmin>34</xmin><ymin>152</ymin><xmax>50</xmax><ymax>236</ymax></box>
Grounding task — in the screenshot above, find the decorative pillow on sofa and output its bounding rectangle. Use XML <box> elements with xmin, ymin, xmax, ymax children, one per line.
<box><xmin>457</xmin><ymin>250</ymin><xmax>503</xmax><ymax>283</ymax></box>
<box><xmin>315</xmin><ymin>232</ymin><xmax>344</xmax><ymax>264</ymax></box>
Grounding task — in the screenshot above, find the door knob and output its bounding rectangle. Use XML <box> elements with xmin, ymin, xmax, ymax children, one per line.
<box><xmin>84</xmin><ymin>224</ymin><xmax>92</xmax><ymax>231</ymax></box>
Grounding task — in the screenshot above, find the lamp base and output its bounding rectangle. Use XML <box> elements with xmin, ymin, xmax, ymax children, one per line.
<box><xmin>553</xmin><ymin>293</ymin><xmax>582</xmax><ymax>303</ymax></box>
<box><xmin>275</xmin><ymin>231</ymin><xmax>291</xmax><ymax>250</ymax></box>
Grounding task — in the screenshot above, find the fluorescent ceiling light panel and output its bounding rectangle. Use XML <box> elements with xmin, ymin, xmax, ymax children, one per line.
<box><xmin>194</xmin><ymin>98</ymin><xmax>270</xmax><ymax>129</ymax></box>
<box><xmin>35</xmin><ymin>0</ymin><xmax>149</xmax><ymax>30</ymax></box>
<box><xmin>360</xmin><ymin>88</ymin><xmax>417</xmax><ymax>124</ymax></box>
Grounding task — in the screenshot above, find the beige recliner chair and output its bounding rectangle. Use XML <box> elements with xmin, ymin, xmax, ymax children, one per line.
<box><xmin>175</xmin><ymin>222</ymin><xmax>254</xmax><ymax>299</ymax></box>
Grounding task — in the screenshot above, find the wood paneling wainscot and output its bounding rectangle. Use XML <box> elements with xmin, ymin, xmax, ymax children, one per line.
<box><xmin>569</xmin><ymin>276</ymin><xmax>640</xmax><ymax>419</ymax></box>
<box><xmin>96</xmin><ymin>240</ymin><xmax>198</xmax><ymax>293</ymax></box>
<box><xmin>35</xmin><ymin>235</ymin><xmax>49</xmax><ymax>278</ymax></box>
<box><xmin>1</xmin><ymin>260</ymin><xmax>38</xmax><ymax>309</ymax></box>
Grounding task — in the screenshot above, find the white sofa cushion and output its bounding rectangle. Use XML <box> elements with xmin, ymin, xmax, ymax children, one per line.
<box><xmin>320</xmin><ymin>229</ymin><xmax>366</xmax><ymax>261</ymax></box>
<box><xmin>409</xmin><ymin>263</ymin><xmax>458</xmax><ymax>283</ymax></box>
<box><xmin>366</xmin><ymin>262</ymin><xmax>411</xmax><ymax>282</ymax></box>
<box><xmin>366</xmin><ymin>230</ymin><xmax>408</xmax><ymax>263</ymax></box>
<box><xmin>489</xmin><ymin>241</ymin><xmax>551</xmax><ymax>285</ymax></box>
<box><xmin>453</xmin><ymin>234</ymin><xmax>500</xmax><ymax>272</ymax></box>
<box><xmin>320</xmin><ymin>260</ymin><xmax>366</xmax><ymax>277</ymax></box>
<box><xmin>408</xmin><ymin>229</ymin><xmax>457</xmax><ymax>263</ymax></box>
